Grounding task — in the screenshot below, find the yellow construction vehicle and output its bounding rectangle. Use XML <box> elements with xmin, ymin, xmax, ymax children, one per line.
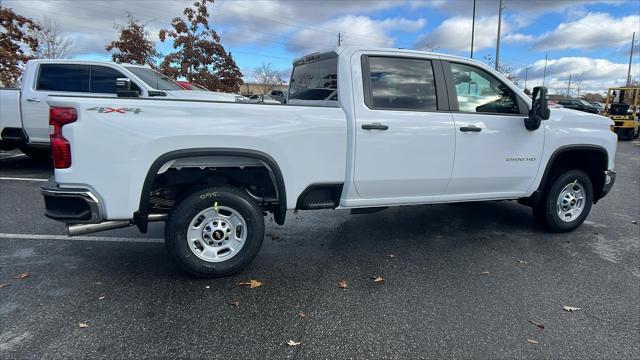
<box><xmin>603</xmin><ymin>86</ymin><xmax>639</xmax><ymax>140</ymax></box>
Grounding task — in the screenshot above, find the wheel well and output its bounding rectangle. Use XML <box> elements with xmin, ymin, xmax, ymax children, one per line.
<box><xmin>135</xmin><ymin>150</ymin><xmax>287</xmax><ymax>232</ymax></box>
<box><xmin>541</xmin><ymin>147</ymin><xmax>607</xmax><ymax>201</ymax></box>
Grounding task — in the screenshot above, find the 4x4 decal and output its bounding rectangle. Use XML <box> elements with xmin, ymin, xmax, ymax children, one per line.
<box><xmin>87</xmin><ymin>106</ymin><xmax>142</xmax><ymax>114</ymax></box>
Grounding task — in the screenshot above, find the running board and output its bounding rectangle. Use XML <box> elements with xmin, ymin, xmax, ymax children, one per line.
<box><xmin>67</xmin><ymin>214</ymin><xmax>167</xmax><ymax>236</ymax></box>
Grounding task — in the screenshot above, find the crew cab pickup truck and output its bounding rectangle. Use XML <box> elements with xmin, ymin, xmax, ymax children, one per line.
<box><xmin>0</xmin><ymin>59</ymin><xmax>245</xmax><ymax>159</ymax></box>
<box><xmin>41</xmin><ymin>47</ymin><xmax>617</xmax><ymax>278</ymax></box>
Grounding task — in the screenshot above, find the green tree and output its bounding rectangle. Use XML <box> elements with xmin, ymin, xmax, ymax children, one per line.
<box><xmin>0</xmin><ymin>7</ymin><xmax>40</xmax><ymax>86</ymax></box>
<box><xmin>106</xmin><ymin>13</ymin><xmax>159</xmax><ymax>65</ymax></box>
<box><xmin>158</xmin><ymin>0</ymin><xmax>243</xmax><ymax>92</ymax></box>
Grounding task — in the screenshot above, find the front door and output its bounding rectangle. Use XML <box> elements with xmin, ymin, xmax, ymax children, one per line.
<box><xmin>444</xmin><ymin>61</ymin><xmax>544</xmax><ymax>197</ymax></box>
<box><xmin>353</xmin><ymin>55</ymin><xmax>456</xmax><ymax>200</ymax></box>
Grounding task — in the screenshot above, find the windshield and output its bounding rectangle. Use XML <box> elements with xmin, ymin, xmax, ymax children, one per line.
<box><xmin>579</xmin><ymin>99</ymin><xmax>593</xmax><ymax>106</ymax></box>
<box><xmin>289</xmin><ymin>55</ymin><xmax>337</xmax><ymax>101</ymax></box>
<box><xmin>124</xmin><ymin>67</ymin><xmax>183</xmax><ymax>91</ymax></box>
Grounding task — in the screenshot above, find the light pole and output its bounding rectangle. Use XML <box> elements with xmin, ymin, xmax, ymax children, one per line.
<box><xmin>495</xmin><ymin>0</ymin><xmax>503</xmax><ymax>71</ymax></box>
<box><xmin>470</xmin><ymin>0</ymin><xmax>476</xmax><ymax>58</ymax></box>
<box><xmin>627</xmin><ymin>32</ymin><xmax>635</xmax><ymax>86</ymax></box>
<box><xmin>542</xmin><ymin>52</ymin><xmax>548</xmax><ymax>87</ymax></box>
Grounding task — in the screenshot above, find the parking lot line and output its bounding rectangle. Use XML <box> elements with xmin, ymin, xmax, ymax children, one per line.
<box><xmin>0</xmin><ymin>233</ymin><xmax>163</xmax><ymax>243</ymax></box>
<box><xmin>0</xmin><ymin>177</ymin><xmax>49</xmax><ymax>182</ymax></box>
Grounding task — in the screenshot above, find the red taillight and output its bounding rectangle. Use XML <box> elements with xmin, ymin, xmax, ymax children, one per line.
<box><xmin>49</xmin><ymin>107</ymin><xmax>77</xmax><ymax>169</ymax></box>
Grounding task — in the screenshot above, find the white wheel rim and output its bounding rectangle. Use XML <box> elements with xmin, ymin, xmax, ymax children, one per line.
<box><xmin>186</xmin><ymin>206</ymin><xmax>247</xmax><ymax>262</ymax></box>
<box><xmin>556</xmin><ymin>181</ymin><xmax>586</xmax><ymax>223</ymax></box>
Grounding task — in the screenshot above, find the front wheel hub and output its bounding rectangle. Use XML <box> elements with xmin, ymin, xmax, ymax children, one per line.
<box><xmin>556</xmin><ymin>181</ymin><xmax>586</xmax><ymax>223</ymax></box>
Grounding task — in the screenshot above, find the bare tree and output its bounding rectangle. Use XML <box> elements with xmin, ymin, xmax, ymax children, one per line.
<box><xmin>574</xmin><ymin>79</ymin><xmax>585</xmax><ymax>98</ymax></box>
<box><xmin>32</xmin><ymin>17</ymin><xmax>73</xmax><ymax>59</ymax></box>
<box><xmin>252</xmin><ymin>62</ymin><xmax>283</xmax><ymax>95</ymax></box>
<box><xmin>483</xmin><ymin>54</ymin><xmax>518</xmax><ymax>85</ymax></box>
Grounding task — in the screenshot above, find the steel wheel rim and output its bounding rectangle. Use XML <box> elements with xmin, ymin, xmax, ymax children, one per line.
<box><xmin>186</xmin><ymin>206</ymin><xmax>247</xmax><ymax>262</ymax></box>
<box><xmin>556</xmin><ymin>181</ymin><xmax>586</xmax><ymax>223</ymax></box>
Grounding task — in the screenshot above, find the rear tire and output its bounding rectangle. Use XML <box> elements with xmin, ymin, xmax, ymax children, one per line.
<box><xmin>533</xmin><ymin>170</ymin><xmax>593</xmax><ymax>233</ymax></box>
<box><xmin>165</xmin><ymin>186</ymin><xmax>265</xmax><ymax>278</ymax></box>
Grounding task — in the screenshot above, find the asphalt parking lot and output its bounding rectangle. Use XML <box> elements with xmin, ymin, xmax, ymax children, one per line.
<box><xmin>1</xmin><ymin>142</ymin><xmax>638</xmax><ymax>360</ymax></box>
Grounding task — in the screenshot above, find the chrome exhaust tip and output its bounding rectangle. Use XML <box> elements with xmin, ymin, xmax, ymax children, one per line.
<box><xmin>66</xmin><ymin>214</ymin><xmax>167</xmax><ymax>236</ymax></box>
<box><xmin>67</xmin><ymin>220</ymin><xmax>131</xmax><ymax>236</ymax></box>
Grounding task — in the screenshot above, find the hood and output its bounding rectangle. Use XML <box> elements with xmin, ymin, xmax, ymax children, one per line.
<box><xmin>549</xmin><ymin>107</ymin><xmax>613</xmax><ymax>127</ymax></box>
<box><xmin>164</xmin><ymin>90</ymin><xmax>245</xmax><ymax>102</ymax></box>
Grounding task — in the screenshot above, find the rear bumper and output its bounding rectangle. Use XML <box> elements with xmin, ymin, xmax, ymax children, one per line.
<box><xmin>41</xmin><ymin>178</ymin><xmax>103</xmax><ymax>223</ymax></box>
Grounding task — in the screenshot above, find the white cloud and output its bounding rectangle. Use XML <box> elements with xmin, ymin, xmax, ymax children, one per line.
<box><xmin>415</xmin><ymin>15</ymin><xmax>512</xmax><ymax>52</ymax></box>
<box><xmin>533</xmin><ymin>12</ymin><xmax>640</xmax><ymax>51</ymax></box>
<box><xmin>410</xmin><ymin>0</ymin><xmax>626</xmax><ymax>16</ymax></box>
<box><xmin>288</xmin><ymin>15</ymin><xmax>425</xmax><ymax>54</ymax></box>
<box><xmin>503</xmin><ymin>33</ymin><xmax>535</xmax><ymax>43</ymax></box>
<box><xmin>519</xmin><ymin>56</ymin><xmax>640</xmax><ymax>93</ymax></box>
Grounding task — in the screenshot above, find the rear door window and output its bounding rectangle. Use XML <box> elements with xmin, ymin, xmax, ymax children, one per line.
<box><xmin>364</xmin><ymin>56</ymin><xmax>438</xmax><ymax>111</ymax></box>
<box><xmin>36</xmin><ymin>64</ymin><xmax>90</xmax><ymax>92</ymax></box>
<box><xmin>289</xmin><ymin>55</ymin><xmax>338</xmax><ymax>102</ymax></box>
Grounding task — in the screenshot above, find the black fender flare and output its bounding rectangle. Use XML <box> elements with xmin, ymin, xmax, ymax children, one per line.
<box><xmin>528</xmin><ymin>144</ymin><xmax>608</xmax><ymax>206</ymax></box>
<box><xmin>134</xmin><ymin>148</ymin><xmax>287</xmax><ymax>232</ymax></box>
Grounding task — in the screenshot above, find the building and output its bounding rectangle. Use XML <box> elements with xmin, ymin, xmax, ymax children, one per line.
<box><xmin>239</xmin><ymin>82</ymin><xmax>288</xmax><ymax>96</ymax></box>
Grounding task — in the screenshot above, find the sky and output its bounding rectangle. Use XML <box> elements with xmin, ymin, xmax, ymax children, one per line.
<box><xmin>4</xmin><ymin>0</ymin><xmax>640</xmax><ymax>95</ymax></box>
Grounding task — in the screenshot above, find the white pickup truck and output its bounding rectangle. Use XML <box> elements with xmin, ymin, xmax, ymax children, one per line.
<box><xmin>41</xmin><ymin>47</ymin><xmax>617</xmax><ymax>277</ymax></box>
<box><xmin>0</xmin><ymin>59</ymin><xmax>245</xmax><ymax>159</ymax></box>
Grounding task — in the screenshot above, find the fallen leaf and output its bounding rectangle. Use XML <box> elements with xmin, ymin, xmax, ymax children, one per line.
<box><xmin>371</xmin><ymin>276</ymin><xmax>384</xmax><ymax>283</ymax></box>
<box><xmin>270</xmin><ymin>234</ymin><xmax>281</xmax><ymax>241</ymax></box>
<box><xmin>527</xmin><ymin>339</ymin><xmax>539</xmax><ymax>344</ymax></box>
<box><xmin>78</xmin><ymin>322</ymin><xmax>89</xmax><ymax>329</ymax></box>
<box><xmin>287</xmin><ymin>340</ymin><xmax>301</xmax><ymax>347</ymax></box>
<box><xmin>0</xmin><ymin>283</ymin><xmax>9</xmax><ymax>288</ymax></box>
<box><xmin>563</xmin><ymin>305</ymin><xmax>581</xmax><ymax>312</ymax></box>
<box><xmin>228</xmin><ymin>301</ymin><xmax>240</xmax><ymax>307</ymax></box>
<box><xmin>297</xmin><ymin>312</ymin><xmax>309</xmax><ymax>320</ymax></box>
<box><xmin>338</xmin><ymin>280</ymin><xmax>348</xmax><ymax>289</ymax></box>
<box><xmin>14</xmin><ymin>272</ymin><xmax>29</xmax><ymax>279</ymax></box>
<box><xmin>386</xmin><ymin>254</ymin><xmax>396</xmax><ymax>258</ymax></box>
<box><xmin>237</xmin><ymin>280</ymin><xmax>262</xmax><ymax>289</ymax></box>
<box><xmin>517</xmin><ymin>260</ymin><xmax>529</xmax><ymax>265</ymax></box>
<box><xmin>98</xmin><ymin>295</ymin><xmax>106</xmax><ymax>300</ymax></box>
<box><xmin>295</xmin><ymin>215</ymin><xmax>303</xmax><ymax>220</ymax></box>
<box><xmin>480</xmin><ymin>271</ymin><xmax>491</xmax><ymax>276</ymax></box>
<box><xmin>528</xmin><ymin>320</ymin><xmax>545</xmax><ymax>329</ymax></box>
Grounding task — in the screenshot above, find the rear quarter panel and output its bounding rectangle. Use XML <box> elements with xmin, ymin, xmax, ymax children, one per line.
<box><xmin>47</xmin><ymin>97</ymin><xmax>347</xmax><ymax>219</ymax></box>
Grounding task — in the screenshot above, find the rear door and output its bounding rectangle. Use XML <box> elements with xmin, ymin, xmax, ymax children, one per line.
<box><xmin>444</xmin><ymin>61</ymin><xmax>544</xmax><ymax>197</ymax></box>
<box><xmin>352</xmin><ymin>55</ymin><xmax>456</xmax><ymax>199</ymax></box>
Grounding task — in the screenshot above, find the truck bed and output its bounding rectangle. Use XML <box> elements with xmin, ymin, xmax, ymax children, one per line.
<box><xmin>47</xmin><ymin>96</ymin><xmax>347</xmax><ymax>219</ymax></box>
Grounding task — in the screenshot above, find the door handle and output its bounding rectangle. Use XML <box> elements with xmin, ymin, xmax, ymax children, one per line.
<box><xmin>460</xmin><ymin>125</ymin><xmax>482</xmax><ymax>132</ymax></box>
<box><xmin>362</xmin><ymin>123</ymin><xmax>389</xmax><ymax>130</ymax></box>
<box><xmin>26</xmin><ymin>98</ymin><xmax>41</xmax><ymax>103</ymax></box>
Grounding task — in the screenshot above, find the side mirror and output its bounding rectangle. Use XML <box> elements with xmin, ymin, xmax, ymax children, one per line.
<box><xmin>116</xmin><ymin>78</ymin><xmax>139</xmax><ymax>98</ymax></box>
<box><xmin>525</xmin><ymin>86</ymin><xmax>550</xmax><ymax>131</ymax></box>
